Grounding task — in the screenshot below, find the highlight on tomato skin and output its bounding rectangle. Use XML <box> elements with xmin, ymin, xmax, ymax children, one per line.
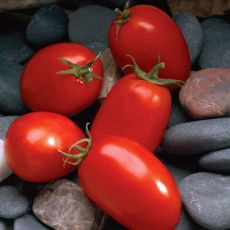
<box><xmin>78</xmin><ymin>135</ymin><xmax>182</xmax><ymax>230</ymax></box>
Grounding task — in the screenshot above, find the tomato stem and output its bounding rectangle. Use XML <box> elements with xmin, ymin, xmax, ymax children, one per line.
<box><xmin>57</xmin><ymin>53</ymin><xmax>101</xmax><ymax>83</ymax></box>
<box><xmin>58</xmin><ymin>123</ymin><xmax>92</xmax><ymax>166</ymax></box>
<box><xmin>125</xmin><ymin>55</ymin><xmax>184</xmax><ymax>87</ymax></box>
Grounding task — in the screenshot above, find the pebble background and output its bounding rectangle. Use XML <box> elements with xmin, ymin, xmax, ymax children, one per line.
<box><xmin>0</xmin><ymin>0</ymin><xmax>229</xmax><ymax>229</ymax></box>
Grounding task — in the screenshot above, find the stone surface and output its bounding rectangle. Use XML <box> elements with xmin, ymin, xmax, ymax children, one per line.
<box><xmin>68</xmin><ymin>5</ymin><xmax>114</xmax><ymax>53</ymax></box>
<box><xmin>0</xmin><ymin>116</ymin><xmax>18</xmax><ymax>139</ymax></box>
<box><xmin>176</xmin><ymin>209</ymin><xmax>198</xmax><ymax>230</ymax></box>
<box><xmin>0</xmin><ymin>33</ymin><xmax>33</xmax><ymax>64</ymax></box>
<box><xmin>14</xmin><ymin>215</ymin><xmax>49</xmax><ymax>230</ymax></box>
<box><xmin>162</xmin><ymin>118</ymin><xmax>230</xmax><ymax>155</ymax></box>
<box><xmin>180</xmin><ymin>68</ymin><xmax>230</xmax><ymax>119</ymax></box>
<box><xmin>0</xmin><ymin>186</ymin><xmax>29</xmax><ymax>219</ymax></box>
<box><xmin>180</xmin><ymin>172</ymin><xmax>230</xmax><ymax>229</ymax></box>
<box><xmin>0</xmin><ymin>221</ymin><xmax>6</xmax><ymax>230</ymax></box>
<box><xmin>174</xmin><ymin>12</ymin><xmax>202</xmax><ymax>63</ymax></box>
<box><xmin>0</xmin><ymin>59</ymin><xmax>28</xmax><ymax>115</ymax></box>
<box><xmin>99</xmin><ymin>48</ymin><xmax>122</xmax><ymax>98</ymax></box>
<box><xmin>26</xmin><ymin>4</ymin><xmax>68</xmax><ymax>48</ymax></box>
<box><xmin>33</xmin><ymin>179</ymin><xmax>106</xmax><ymax>230</ymax></box>
<box><xmin>198</xmin><ymin>18</ymin><xmax>230</xmax><ymax>69</ymax></box>
<box><xmin>199</xmin><ymin>148</ymin><xmax>230</xmax><ymax>173</ymax></box>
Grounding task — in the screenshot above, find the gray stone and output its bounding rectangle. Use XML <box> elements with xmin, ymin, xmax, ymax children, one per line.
<box><xmin>0</xmin><ymin>221</ymin><xmax>6</xmax><ymax>230</ymax></box>
<box><xmin>174</xmin><ymin>12</ymin><xmax>203</xmax><ymax>63</ymax></box>
<box><xmin>33</xmin><ymin>179</ymin><xmax>106</xmax><ymax>230</ymax></box>
<box><xmin>199</xmin><ymin>18</ymin><xmax>230</xmax><ymax>68</ymax></box>
<box><xmin>26</xmin><ymin>4</ymin><xmax>68</xmax><ymax>48</ymax></box>
<box><xmin>0</xmin><ymin>59</ymin><xmax>28</xmax><ymax>115</ymax></box>
<box><xmin>68</xmin><ymin>5</ymin><xmax>114</xmax><ymax>53</ymax></box>
<box><xmin>0</xmin><ymin>186</ymin><xmax>29</xmax><ymax>219</ymax></box>
<box><xmin>199</xmin><ymin>148</ymin><xmax>230</xmax><ymax>173</ymax></box>
<box><xmin>14</xmin><ymin>215</ymin><xmax>49</xmax><ymax>230</ymax></box>
<box><xmin>0</xmin><ymin>116</ymin><xmax>18</xmax><ymax>139</ymax></box>
<box><xmin>162</xmin><ymin>118</ymin><xmax>230</xmax><ymax>155</ymax></box>
<box><xmin>0</xmin><ymin>33</ymin><xmax>33</xmax><ymax>64</ymax></box>
<box><xmin>176</xmin><ymin>209</ymin><xmax>198</xmax><ymax>230</ymax></box>
<box><xmin>180</xmin><ymin>172</ymin><xmax>230</xmax><ymax>230</ymax></box>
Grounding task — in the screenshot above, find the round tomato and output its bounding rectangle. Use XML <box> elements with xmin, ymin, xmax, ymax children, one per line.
<box><xmin>109</xmin><ymin>4</ymin><xmax>190</xmax><ymax>82</ymax></box>
<box><xmin>4</xmin><ymin>112</ymin><xmax>85</xmax><ymax>182</ymax></box>
<box><xmin>78</xmin><ymin>135</ymin><xmax>181</xmax><ymax>230</ymax></box>
<box><xmin>20</xmin><ymin>43</ymin><xmax>103</xmax><ymax>116</ymax></box>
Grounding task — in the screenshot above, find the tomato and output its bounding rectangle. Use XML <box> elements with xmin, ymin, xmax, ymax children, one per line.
<box><xmin>109</xmin><ymin>4</ymin><xmax>190</xmax><ymax>83</ymax></box>
<box><xmin>4</xmin><ymin>112</ymin><xmax>85</xmax><ymax>182</ymax></box>
<box><xmin>20</xmin><ymin>43</ymin><xmax>103</xmax><ymax>116</ymax></box>
<box><xmin>78</xmin><ymin>135</ymin><xmax>181</xmax><ymax>230</ymax></box>
<box><xmin>90</xmin><ymin>59</ymin><xmax>171</xmax><ymax>152</ymax></box>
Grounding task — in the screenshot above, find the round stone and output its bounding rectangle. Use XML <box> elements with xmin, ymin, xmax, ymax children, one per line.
<box><xmin>174</xmin><ymin>12</ymin><xmax>203</xmax><ymax>63</ymax></box>
<box><xmin>26</xmin><ymin>4</ymin><xmax>68</xmax><ymax>48</ymax></box>
<box><xmin>0</xmin><ymin>186</ymin><xmax>29</xmax><ymax>219</ymax></box>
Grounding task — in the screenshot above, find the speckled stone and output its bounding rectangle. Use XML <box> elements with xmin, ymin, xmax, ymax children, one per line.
<box><xmin>180</xmin><ymin>172</ymin><xmax>230</xmax><ymax>229</ymax></box>
<box><xmin>162</xmin><ymin>118</ymin><xmax>230</xmax><ymax>155</ymax></box>
<box><xmin>26</xmin><ymin>4</ymin><xmax>68</xmax><ymax>48</ymax></box>
<box><xmin>174</xmin><ymin>12</ymin><xmax>203</xmax><ymax>63</ymax></box>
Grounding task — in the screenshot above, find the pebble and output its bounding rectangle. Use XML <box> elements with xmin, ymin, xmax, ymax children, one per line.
<box><xmin>180</xmin><ymin>68</ymin><xmax>230</xmax><ymax>119</ymax></box>
<box><xmin>162</xmin><ymin>118</ymin><xmax>230</xmax><ymax>155</ymax></box>
<box><xmin>0</xmin><ymin>59</ymin><xmax>28</xmax><ymax>115</ymax></box>
<box><xmin>180</xmin><ymin>172</ymin><xmax>230</xmax><ymax>229</ymax></box>
<box><xmin>176</xmin><ymin>209</ymin><xmax>198</xmax><ymax>230</ymax></box>
<box><xmin>199</xmin><ymin>148</ymin><xmax>230</xmax><ymax>173</ymax></box>
<box><xmin>68</xmin><ymin>5</ymin><xmax>114</xmax><ymax>53</ymax></box>
<box><xmin>0</xmin><ymin>33</ymin><xmax>33</xmax><ymax>64</ymax></box>
<box><xmin>198</xmin><ymin>18</ymin><xmax>230</xmax><ymax>68</ymax></box>
<box><xmin>26</xmin><ymin>4</ymin><xmax>68</xmax><ymax>48</ymax></box>
<box><xmin>33</xmin><ymin>179</ymin><xmax>106</xmax><ymax>230</ymax></box>
<box><xmin>174</xmin><ymin>12</ymin><xmax>203</xmax><ymax>63</ymax></box>
<box><xmin>0</xmin><ymin>116</ymin><xmax>18</xmax><ymax>139</ymax></box>
<box><xmin>0</xmin><ymin>221</ymin><xmax>6</xmax><ymax>230</ymax></box>
<box><xmin>0</xmin><ymin>186</ymin><xmax>29</xmax><ymax>219</ymax></box>
<box><xmin>14</xmin><ymin>215</ymin><xmax>49</xmax><ymax>230</ymax></box>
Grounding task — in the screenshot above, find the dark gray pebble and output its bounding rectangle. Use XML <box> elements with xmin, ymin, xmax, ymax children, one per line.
<box><xmin>162</xmin><ymin>118</ymin><xmax>230</xmax><ymax>155</ymax></box>
<box><xmin>68</xmin><ymin>5</ymin><xmax>114</xmax><ymax>53</ymax></box>
<box><xmin>174</xmin><ymin>12</ymin><xmax>203</xmax><ymax>63</ymax></box>
<box><xmin>14</xmin><ymin>215</ymin><xmax>49</xmax><ymax>230</ymax></box>
<box><xmin>0</xmin><ymin>116</ymin><xmax>18</xmax><ymax>140</ymax></box>
<box><xmin>199</xmin><ymin>148</ymin><xmax>230</xmax><ymax>173</ymax></box>
<box><xmin>180</xmin><ymin>172</ymin><xmax>230</xmax><ymax>229</ymax></box>
<box><xmin>0</xmin><ymin>186</ymin><xmax>29</xmax><ymax>219</ymax></box>
<box><xmin>0</xmin><ymin>33</ymin><xmax>33</xmax><ymax>64</ymax></box>
<box><xmin>0</xmin><ymin>59</ymin><xmax>28</xmax><ymax>115</ymax></box>
<box><xmin>199</xmin><ymin>18</ymin><xmax>230</xmax><ymax>68</ymax></box>
<box><xmin>26</xmin><ymin>4</ymin><xmax>68</xmax><ymax>48</ymax></box>
<box><xmin>0</xmin><ymin>221</ymin><xmax>6</xmax><ymax>230</ymax></box>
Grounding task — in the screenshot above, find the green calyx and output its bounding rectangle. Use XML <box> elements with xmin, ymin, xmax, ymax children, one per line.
<box><xmin>123</xmin><ymin>55</ymin><xmax>184</xmax><ymax>87</ymax></box>
<box><xmin>114</xmin><ymin>0</ymin><xmax>131</xmax><ymax>39</ymax></box>
<box><xmin>58</xmin><ymin>123</ymin><xmax>92</xmax><ymax>166</ymax></box>
<box><xmin>57</xmin><ymin>53</ymin><xmax>101</xmax><ymax>83</ymax></box>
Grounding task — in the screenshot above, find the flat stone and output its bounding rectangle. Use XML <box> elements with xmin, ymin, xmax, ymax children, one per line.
<box><xmin>0</xmin><ymin>186</ymin><xmax>29</xmax><ymax>219</ymax></box>
<box><xmin>162</xmin><ymin>118</ymin><xmax>230</xmax><ymax>155</ymax></box>
<box><xmin>0</xmin><ymin>116</ymin><xmax>18</xmax><ymax>139</ymax></box>
<box><xmin>180</xmin><ymin>68</ymin><xmax>230</xmax><ymax>119</ymax></box>
<box><xmin>26</xmin><ymin>4</ymin><xmax>68</xmax><ymax>48</ymax></box>
<box><xmin>68</xmin><ymin>5</ymin><xmax>114</xmax><ymax>53</ymax></box>
<box><xmin>199</xmin><ymin>148</ymin><xmax>230</xmax><ymax>173</ymax></box>
<box><xmin>0</xmin><ymin>59</ymin><xmax>28</xmax><ymax>115</ymax></box>
<box><xmin>174</xmin><ymin>12</ymin><xmax>203</xmax><ymax>63</ymax></box>
<box><xmin>33</xmin><ymin>179</ymin><xmax>106</xmax><ymax>230</ymax></box>
<box><xmin>14</xmin><ymin>215</ymin><xmax>49</xmax><ymax>230</ymax></box>
<box><xmin>180</xmin><ymin>172</ymin><xmax>230</xmax><ymax>229</ymax></box>
<box><xmin>0</xmin><ymin>33</ymin><xmax>33</xmax><ymax>64</ymax></box>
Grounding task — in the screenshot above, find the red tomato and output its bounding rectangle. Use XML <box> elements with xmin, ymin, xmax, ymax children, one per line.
<box><xmin>4</xmin><ymin>112</ymin><xmax>85</xmax><ymax>182</ymax></box>
<box><xmin>78</xmin><ymin>135</ymin><xmax>181</xmax><ymax>230</ymax></box>
<box><xmin>90</xmin><ymin>68</ymin><xmax>171</xmax><ymax>152</ymax></box>
<box><xmin>20</xmin><ymin>43</ymin><xmax>103</xmax><ymax>116</ymax></box>
<box><xmin>109</xmin><ymin>4</ymin><xmax>190</xmax><ymax>82</ymax></box>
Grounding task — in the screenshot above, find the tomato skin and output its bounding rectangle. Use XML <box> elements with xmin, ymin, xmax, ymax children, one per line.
<box><xmin>79</xmin><ymin>135</ymin><xmax>181</xmax><ymax>230</ymax></box>
<box><xmin>90</xmin><ymin>73</ymin><xmax>171</xmax><ymax>152</ymax></box>
<box><xmin>20</xmin><ymin>43</ymin><xmax>103</xmax><ymax>116</ymax></box>
<box><xmin>4</xmin><ymin>112</ymin><xmax>85</xmax><ymax>182</ymax></box>
<box><xmin>109</xmin><ymin>5</ymin><xmax>190</xmax><ymax>82</ymax></box>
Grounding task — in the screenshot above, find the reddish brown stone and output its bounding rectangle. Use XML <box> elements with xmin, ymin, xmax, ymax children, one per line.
<box><xmin>179</xmin><ymin>68</ymin><xmax>230</xmax><ymax>119</ymax></box>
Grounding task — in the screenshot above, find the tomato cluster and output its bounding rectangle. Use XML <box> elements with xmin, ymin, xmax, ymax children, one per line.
<box><xmin>4</xmin><ymin>2</ymin><xmax>191</xmax><ymax>230</ymax></box>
